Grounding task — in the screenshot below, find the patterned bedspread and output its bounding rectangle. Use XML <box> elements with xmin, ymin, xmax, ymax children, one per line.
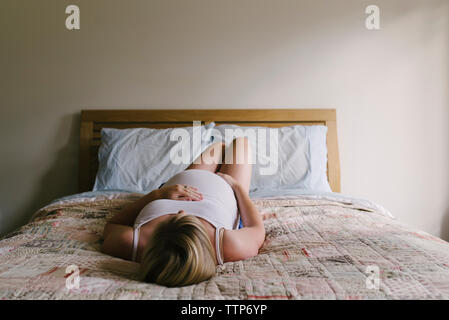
<box><xmin>1</xmin><ymin>192</ymin><xmax>449</xmax><ymax>300</ymax></box>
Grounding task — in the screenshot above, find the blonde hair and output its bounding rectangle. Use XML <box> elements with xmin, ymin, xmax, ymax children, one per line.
<box><xmin>139</xmin><ymin>214</ymin><xmax>217</xmax><ymax>287</ymax></box>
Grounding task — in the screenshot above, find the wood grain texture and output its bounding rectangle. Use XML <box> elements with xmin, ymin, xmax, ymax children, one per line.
<box><xmin>79</xmin><ymin>109</ymin><xmax>340</xmax><ymax>193</ymax></box>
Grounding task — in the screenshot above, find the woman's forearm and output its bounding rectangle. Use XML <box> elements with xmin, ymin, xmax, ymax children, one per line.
<box><xmin>233</xmin><ymin>184</ymin><xmax>264</xmax><ymax>229</ymax></box>
<box><xmin>108</xmin><ymin>189</ymin><xmax>161</xmax><ymax>226</ymax></box>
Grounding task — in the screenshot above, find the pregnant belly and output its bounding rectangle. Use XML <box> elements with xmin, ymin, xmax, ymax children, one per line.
<box><xmin>164</xmin><ymin>169</ymin><xmax>236</xmax><ymax>209</ymax></box>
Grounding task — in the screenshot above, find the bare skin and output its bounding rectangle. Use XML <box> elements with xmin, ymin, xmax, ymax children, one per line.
<box><xmin>101</xmin><ymin>137</ymin><xmax>265</xmax><ymax>265</ymax></box>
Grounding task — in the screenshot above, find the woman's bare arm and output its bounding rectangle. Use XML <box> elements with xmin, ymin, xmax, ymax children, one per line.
<box><xmin>101</xmin><ymin>190</ymin><xmax>162</xmax><ymax>260</ymax></box>
<box><xmin>224</xmin><ymin>184</ymin><xmax>265</xmax><ymax>260</ymax></box>
<box><xmin>232</xmin><ymin>183</ymin><xmax>264</xmax><ymax>231</ymax></box>
<box><xmin>216</xmin><ymin>173</ymin><xmax>265</xmax><ymax>261</ymax></box>
<box><xmin>102</xmin><ymin>224</ymin><xmax>134</xmax><ymax>260</ymax></box>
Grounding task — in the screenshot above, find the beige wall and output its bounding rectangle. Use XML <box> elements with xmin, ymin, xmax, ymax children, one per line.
<box><xmin>1</xmin><ymin>0</ymin><xmax>448</xmax><ymax>239</ymax></box>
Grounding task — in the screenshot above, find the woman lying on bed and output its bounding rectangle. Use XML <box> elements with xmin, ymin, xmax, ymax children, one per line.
<box><xmin>101</xmin><ymin>137</ymin><xmax>265</xmax><ymax>287</ymax></box>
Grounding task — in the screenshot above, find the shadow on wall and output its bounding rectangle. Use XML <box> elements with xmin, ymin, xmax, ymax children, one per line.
<box><xmin>441</xmin><ymin>208</ymin><xmax>449</xmax><ymax>242</ymax></box>
<box><xmin>4</xmin><ymin>113</ymin><xmax>81</xmax><ymax>237</ymax></box>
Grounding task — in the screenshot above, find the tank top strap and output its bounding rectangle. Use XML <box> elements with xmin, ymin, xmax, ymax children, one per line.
<box><xmin>131</xmin><ymin>227</ymin><xmax>140</xmax><ymax>262</ymax></box>
<box><xmin>215</xmin><ymin>226</ymin><xmax>225</xmax><ymax>265</ymax></box>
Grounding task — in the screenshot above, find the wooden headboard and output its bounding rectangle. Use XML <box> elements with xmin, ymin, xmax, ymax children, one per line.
<box><xmin>79</xmin><ymin>109</ymin><xmax>340</xmax><ymax>193</ymax></box>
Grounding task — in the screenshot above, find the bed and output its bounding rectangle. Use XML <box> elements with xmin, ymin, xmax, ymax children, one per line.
<box><xmin>1</xmin><ymin>109</ymin><xmax>449</xmax><ymax>300</ymax></box>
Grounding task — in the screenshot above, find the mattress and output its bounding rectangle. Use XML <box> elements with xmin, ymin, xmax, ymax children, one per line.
<box><xmin>0</xmin><ymin>191</ymin><xmax>449</xmax><ymax>299</ymax></box>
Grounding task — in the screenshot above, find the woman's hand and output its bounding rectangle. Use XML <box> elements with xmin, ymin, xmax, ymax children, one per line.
<box><xmin>216</xmin><ymin>172</ymin><xmax>240</xmax><ymax>190</ymax></box>
<box><xmin>158</xmin><ymin>184</ymin><xmax>203</xmax><ymax>201</ymax></box>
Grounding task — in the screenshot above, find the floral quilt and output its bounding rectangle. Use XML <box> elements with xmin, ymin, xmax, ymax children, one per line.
<box><xmin>1</xmin><ymin>192</ymin><xmax>449</xmax><ymax>299</ymax></box>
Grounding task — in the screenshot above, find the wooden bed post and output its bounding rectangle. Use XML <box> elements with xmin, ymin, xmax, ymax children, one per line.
<box><xmin>79</xmin><ymin>112</ymin><xmax>93</xmax><ymax>192</ymax></box>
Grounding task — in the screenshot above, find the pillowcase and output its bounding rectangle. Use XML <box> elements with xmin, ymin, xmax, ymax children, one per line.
<box><xmin>211</xmin><ymin>124</ymin><xmax>331</xmax><ymax>193</ymax></box>
<box><xmin>93</xmin><ymin>123</ymin><xmax>215</xmax><ymax>193</ymax></box>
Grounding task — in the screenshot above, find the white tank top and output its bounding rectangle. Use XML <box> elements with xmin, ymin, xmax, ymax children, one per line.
<box><xmin>132</xmin><ymin>169</ymin><xmax>239</xmax><ymax>264</ymax></box>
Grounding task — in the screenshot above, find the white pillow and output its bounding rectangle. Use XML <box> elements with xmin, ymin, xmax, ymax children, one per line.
<box><xmin>93</xmin><ymin>123</ymin><xmax>215</xmax><ymax>193</ymax></box>
<box><xmin>211</xmin><ymin>124</ymin><xmax>331</xmax><ymax>193</ymax></box>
